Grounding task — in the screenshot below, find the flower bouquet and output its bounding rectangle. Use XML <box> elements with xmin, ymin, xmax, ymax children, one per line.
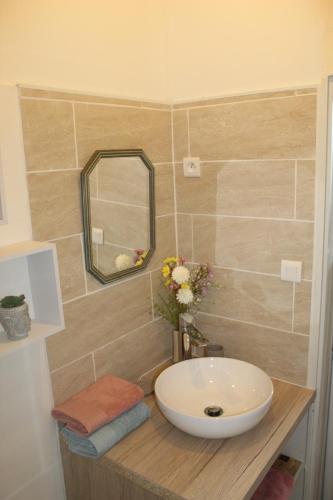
<box><xmin>155</xmin><ymin>256</ymin><xmax>215</xmax><ymax>332</ymax></box>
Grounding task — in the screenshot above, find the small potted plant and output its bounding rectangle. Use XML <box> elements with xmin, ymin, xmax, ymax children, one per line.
<box><xmin>0</xmin><ymin>295</ymin><xmax>31</xmax><ymax>341</ymax></box>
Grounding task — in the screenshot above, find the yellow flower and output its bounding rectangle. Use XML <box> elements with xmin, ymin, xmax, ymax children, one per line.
<box><xmin>163</xmin><ymin>257</ymin><xmax>177</xmax><ymax>264</ymax></box>
<box><xmin>181</xmin><ymin>283</ymin><xmax>190</xmax><ymax>289</ymax></box>
<box><xmin>164</xmin><ymin>279</ymin><xmax>171</xmax><ymax>287</ymax></box>
<box><xmin>135</xmin><ymin>258</ymin><xmax>143</xmax><ymax>266</ymax></box>
<box><xmin>161</xmin><ymin>265</ymin><xmax>170</xmax><ymax>277</ymax></box>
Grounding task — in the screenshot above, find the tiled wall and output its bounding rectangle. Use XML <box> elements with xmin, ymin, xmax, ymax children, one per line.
<box><xmin>173</xmin><ymin>89</ymin><xmax>316</xmax><ymax>385</ymax></box>
<box><xmin>20</xmin><ymin>88</ymin><xmax>175</xmax><ymax>405</ymax></box>
<box><xmin>20</xmin><ymin>86</ymin><xmax>316</xmax><ymax>400</ymax></box>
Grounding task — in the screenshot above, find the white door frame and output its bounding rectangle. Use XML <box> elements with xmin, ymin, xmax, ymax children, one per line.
<box><xmin>304</xmin><ymin>76</ymin><xmax>333</xmax><ymax>500</ymax></box>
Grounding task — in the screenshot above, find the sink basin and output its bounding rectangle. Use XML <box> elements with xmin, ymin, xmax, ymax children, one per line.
<box><xmin>154</xmin><ymin>357</ymin><xmax>273</xmax><ymax>438</ymax></box>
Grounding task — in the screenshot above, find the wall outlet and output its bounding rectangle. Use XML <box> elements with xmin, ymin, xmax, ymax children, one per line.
<box><xmin>92</xmin><ymin>227</ymin><xmax>104</xmax><ymax>245</ymax></box>
<box><xmin>183</xmin><ymin>157</ymin><xmax>201</xmax><ymax>177</ymax></box>
<box><xmin>281</xmin><ymin>260</ymin><xmax>302</xmax><ymax>283</ymax></box>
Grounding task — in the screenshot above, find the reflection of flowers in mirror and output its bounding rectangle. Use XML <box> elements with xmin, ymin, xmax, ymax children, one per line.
<box><xmin>134</xmin><ymin>249</ymin><xmax>148</xmax><ymax>267</ymax></box>
<box><xmin>115</xmin><ymin>254</ymin><xmax>132</xmax><ymax>271</ymax></box>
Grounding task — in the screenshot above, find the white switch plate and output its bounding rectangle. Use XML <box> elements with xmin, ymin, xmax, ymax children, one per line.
<box><xmin>183</xmin><ymin>157</ymin><xmax>201</xmax><ymax>177</ymax></box>
<box><xmin>281</xmin><ymin>260</ymin><xmax>302</xmax><ymax>283</ymax></box>
<box><xmin>92</xmin><ymin>227</ymin><xmax>104</xmax><ymax>245</ymax></box>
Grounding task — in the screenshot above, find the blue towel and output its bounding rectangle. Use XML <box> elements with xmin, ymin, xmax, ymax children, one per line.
<box><xmin>61</xmin><ymin>402</ymin><xmax>150</xmax><ymax>459</ymax></box>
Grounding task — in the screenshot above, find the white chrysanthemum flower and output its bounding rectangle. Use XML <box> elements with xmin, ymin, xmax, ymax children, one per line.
<box><xmin>115</xmin><ymin>254</ymin><xmax>132</xmax><ymax>271</ymax></box>
<box><xmin>172</xmin><ymin>265</ymin><xmax>190</xmax><ymax>284</ymax></box>
<box><xmin>177</xmin><ymin>288</ymin><xmax>194</xmax><ymax>305</ymax></box>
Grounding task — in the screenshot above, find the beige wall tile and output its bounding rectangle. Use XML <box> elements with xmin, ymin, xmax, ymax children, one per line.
<box><xmin>172</xmin><ymin>90</ymin><xmax>297</xmax><ymax>110</ymax></box>
<box><xmin>27</xmin><ymin>171</ymin><xmax>82</xmax><ymax>240</ymax></box>
<box><xmin>203</xmin><ymin>268</ymin><xmax>293</xmax><ymax>330</ymax></box>
<box><xmin>296</xmin><ymin>160</ymin><xmax>315</xmax><ymax>220</ymax></box>
<box><xmin>188</xmin><ymin>95</ymin><xmax>316</xmax><ymax>160</ymax></box>
<box><xmin>20</xmin><ymin>99</ymin><xmax>76</xmax><ymax>171</ymax></box>
<box><xmin>46</xmin><ymin>274</ymin><xmax>152</xmax><ymax>370</ymax></box>
<box><xmin>177</xmin><ymin>214</ymin><xmax>193</xmax><ymax>260</ymax></box>
<box><xmin>155</xmin><ymin>164</ymin><xmax>174</xmax><ymax>216</ymax></box>
<box><xmin>192</xmin><ymin>216</ymin><xmax>216</xmax><ymax>264</ymax></box>
<box><xmin>94</xmin><ymin>319</ymin><xmax>172</xmax><ymax>381</ymax></box>
<box><xmin>51</xmin><ymin>355</ymin><xmax>95</xmax><ymax>405</ymax></box>
<box><xmin>20</xmin><ymin>87</ymin><xmax>141</xmax><ymax>106</ymax></box>
<box><xmin>148</xmin><ymin>215</ymin><xmax>176</xmax><ymax>270</ymax></box>
<box><xmin>176</xmin><ymin>161</ymin><xmax>295</xmax><ymax>217</ymax></box>
<box><xmin>75</xmin><ymin>103</ymin><xmax>172</xmax><ymax>166</ymax></box>
<box><xmin>196</xmin><ymin>314</ymin><xmax>308</xmax><ymax>385</ymax></box>
<box><xmin>294</xmin><ymin>281</ymin><xmax>312</xmax><ymax>335</ymax></box>
<box><xmin>55</xmin><ymin>235</ymin><xmax>86</xmax><ymax>302</ymax></box>
<box><xmin>193</xmin><ymin>216</ymin><xmax>313</xmax><ymax>279</ymax></box>
<box><xmin>173</xmin><ymin>110</ymin><xmax>189</xmax><ymax>162</ymax></box>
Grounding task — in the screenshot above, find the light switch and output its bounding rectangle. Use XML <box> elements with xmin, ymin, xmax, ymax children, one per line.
<box><xmin>183</xmin><ymin>157</ymin><xmax>201</xmax><ymax>177</ymax></box>
<box><xmin>281</xmin><ymin>260</ymin><xmax>302</xmax><ymax>283</ymax></box>
<box><xmin>92</xmin><ymin>227</ymin><xmax>104</xmax><ymax>245</ymax></box>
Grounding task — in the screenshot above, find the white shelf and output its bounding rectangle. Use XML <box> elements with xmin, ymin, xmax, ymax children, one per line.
<box><xmin>0</xmin><ymin>321</ymin><xmax>63</xmax><ymax>357</ymax></box>
<box><xmin>0</xmin><ymin>240</ymin><xmax>64</xmax><ymax>357</ymax></box>
<box><xmin>0</xmin><ymin>240</ymin><xmax>54</xmax><ymax>262</ymax></box>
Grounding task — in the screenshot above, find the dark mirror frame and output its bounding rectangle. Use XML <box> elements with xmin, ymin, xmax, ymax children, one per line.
<box><xmin>81</xmin><ymin>149</ymin><xmax>155</xmax><ymax>284</ymax></box>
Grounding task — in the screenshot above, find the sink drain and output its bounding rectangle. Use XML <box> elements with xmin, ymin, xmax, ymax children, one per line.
<box><xmin>204</xmin><ymin>406</ymin><xmax>224</xmax><ymax>417</ymax></box>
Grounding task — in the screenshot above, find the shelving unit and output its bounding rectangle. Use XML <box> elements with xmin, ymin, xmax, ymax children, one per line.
<box><xmin>0</xmin><ymin>240</ymin><xmax>64</xmax><ymax>357</ymax></box>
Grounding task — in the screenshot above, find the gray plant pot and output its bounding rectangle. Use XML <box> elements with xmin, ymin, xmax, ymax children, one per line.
<box><xmin>0</xmin><ymin>302</ymin><xmax>31</xmax><ymax>341</ymax></box>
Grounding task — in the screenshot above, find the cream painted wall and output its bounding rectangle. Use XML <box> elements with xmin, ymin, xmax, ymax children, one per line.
<box><xmin>0</xmin><ymin>0</ymin><xmax>169</xmax><ymax>101</ymax></box>
<box><xmin>0</xmin><ymin>0</ymin><xmax>328</xmax><ymax>102</ymax></box>
<box><xmin>167</xmin><ymin>0</ymin><xmax>325</xmax><ymax>101</ymax></box>
<box><xmin>322</xmin><ymin>0</ymin><xmax>333</xmax><ymax>74</ymax></box>
<box><xmin>0</xmin><ymin>86</ymin><xmax>32</xmax><ymax>245</ymax></box>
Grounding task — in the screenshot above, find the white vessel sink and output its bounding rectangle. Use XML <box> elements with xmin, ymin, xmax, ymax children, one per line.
<box><xmin>154</xmin><ymin>357</ymin><xmax>273</xmax><ymax>439</ymax></box>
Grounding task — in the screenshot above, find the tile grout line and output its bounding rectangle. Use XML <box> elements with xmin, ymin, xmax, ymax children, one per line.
<box><xmin>198</xmin><ymin>311</ymin><xmax>308</xmax><ymax>337</ymax></box>
<box><xmin>173</xmin><ymin>158</ymin><xmax>316</xmax><ymax>164</ymax></box>
<box><xmin>90</xmin><ymin>196</ymin><xmax>150</xmax><ymax>210</ymax></box>
<box><xmin>186</xmin><ymin>109</ymin><xmax>191</xmax><ymax>156</ymax></box>
<box><xmin>26</xmin><ymin>158</ymin><xmax>316</xmax><ymax>175</ymax></box>
<box><xmin>185</xmin><ymin>260</ymin><xmax>312</xmax><ymax>281</ymax></box>
<box><xmin>191</xmin><ymin>214</ymin><xmax>194</xmax><ymax>262</ymax></box>
<box><xmin>172</xmin><ymin>92</ymin><xmax>317</xmax><ymax>111</ymax></box>
<box><xmin>48</xmin><ymin>232</ymin><xmax>83</xmax><ymax>242</ymax></box>
<box><xmin>291</xmin><ymin>282</ymin><xmax>296</xmax><ymax>333</ymax></box>
<box><xmin>79</xmin><ymin>233</ymin><xmax>88</xmax><ymax>295</ymax></box>
<box><xmin>91</xmin><ymin>352</ymin><xmax>97</xmax><ymax>381</ymax></box>
<box><xmin>177</xmin><ymin>212</ymin><xmax>314</xmax><ymax>223</ymax></box>
<box><xmin>71</xmin><ymin>102</ymin><xmax>79</xmax><ymax>169</ymax></box>
<box><xmin>294</xmin><ymin>160</ymin><xmax>298</xmax><ymax>219</ymax></box>
<box><xmin>149</xmin><ymin>272</ymin><xmax>155</xmax><ymax>319</ymax></box>
<box><xmin>20</xmin><ymin>95</ymin><xmax>171</xmax><ymax>111</ymax></box>
<box><xmin>170</xmin><ymin>108</ymin><xmax>179</xmax><ymax>255</ymax></box>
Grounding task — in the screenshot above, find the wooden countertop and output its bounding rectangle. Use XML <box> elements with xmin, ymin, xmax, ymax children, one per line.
<box><xmin>96</xmin><ymin>379</ymin><xmax>314</xmax><ymax>500</ymax></box>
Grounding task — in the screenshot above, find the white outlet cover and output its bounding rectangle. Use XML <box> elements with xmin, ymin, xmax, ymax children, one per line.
<box><xmin>92</xmin><ymin>227</ymin><xmax>104</xmax><ymax>245</ymax></box>
<box><xmin>281</xmin><ymin>260</ymin><xmax>302</xmax><ymax>283</ymax></box>
<box><xmin>183</xmin><ymin>157</ymin><xmax>201</xmax><ymax>177</ymax></box>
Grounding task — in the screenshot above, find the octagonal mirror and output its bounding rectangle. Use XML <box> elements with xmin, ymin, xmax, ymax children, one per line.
<box><xmin>81</xmin><ymin>149</ymin><xmax>155</xmax><ymax>284</ymax></box>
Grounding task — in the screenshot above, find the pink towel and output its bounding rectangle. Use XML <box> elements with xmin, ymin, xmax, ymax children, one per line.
<box><xmin>251</xmin><ymin>468</ymin><xmax>294</xmax><ymax>500</ymax></box>
<box><xmin>52</xmin><ymin>374</ymin><xmax>144</xmax><ymax>436</ymax></box>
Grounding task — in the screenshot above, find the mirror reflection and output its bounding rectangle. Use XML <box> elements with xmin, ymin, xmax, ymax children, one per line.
<box><xmin>81</xmin><ymin>150</ymin><xmax>155</xmax><ymax>284</ymax></box>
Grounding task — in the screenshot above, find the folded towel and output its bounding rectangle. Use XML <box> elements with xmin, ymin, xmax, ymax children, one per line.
<box><xmin>52</xmin><ymin>374</ymin><xmax>144</xmax><ymax>436</ymax></box>
<box><xmin>61</xmin><ymin>402</ymin><xmax>150</xmax><ymax>459</ymax></box>
<box><xmin>251</xmin><ymin>468</ymin><xmax>294</xmax><ymax>500</ymax></box>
